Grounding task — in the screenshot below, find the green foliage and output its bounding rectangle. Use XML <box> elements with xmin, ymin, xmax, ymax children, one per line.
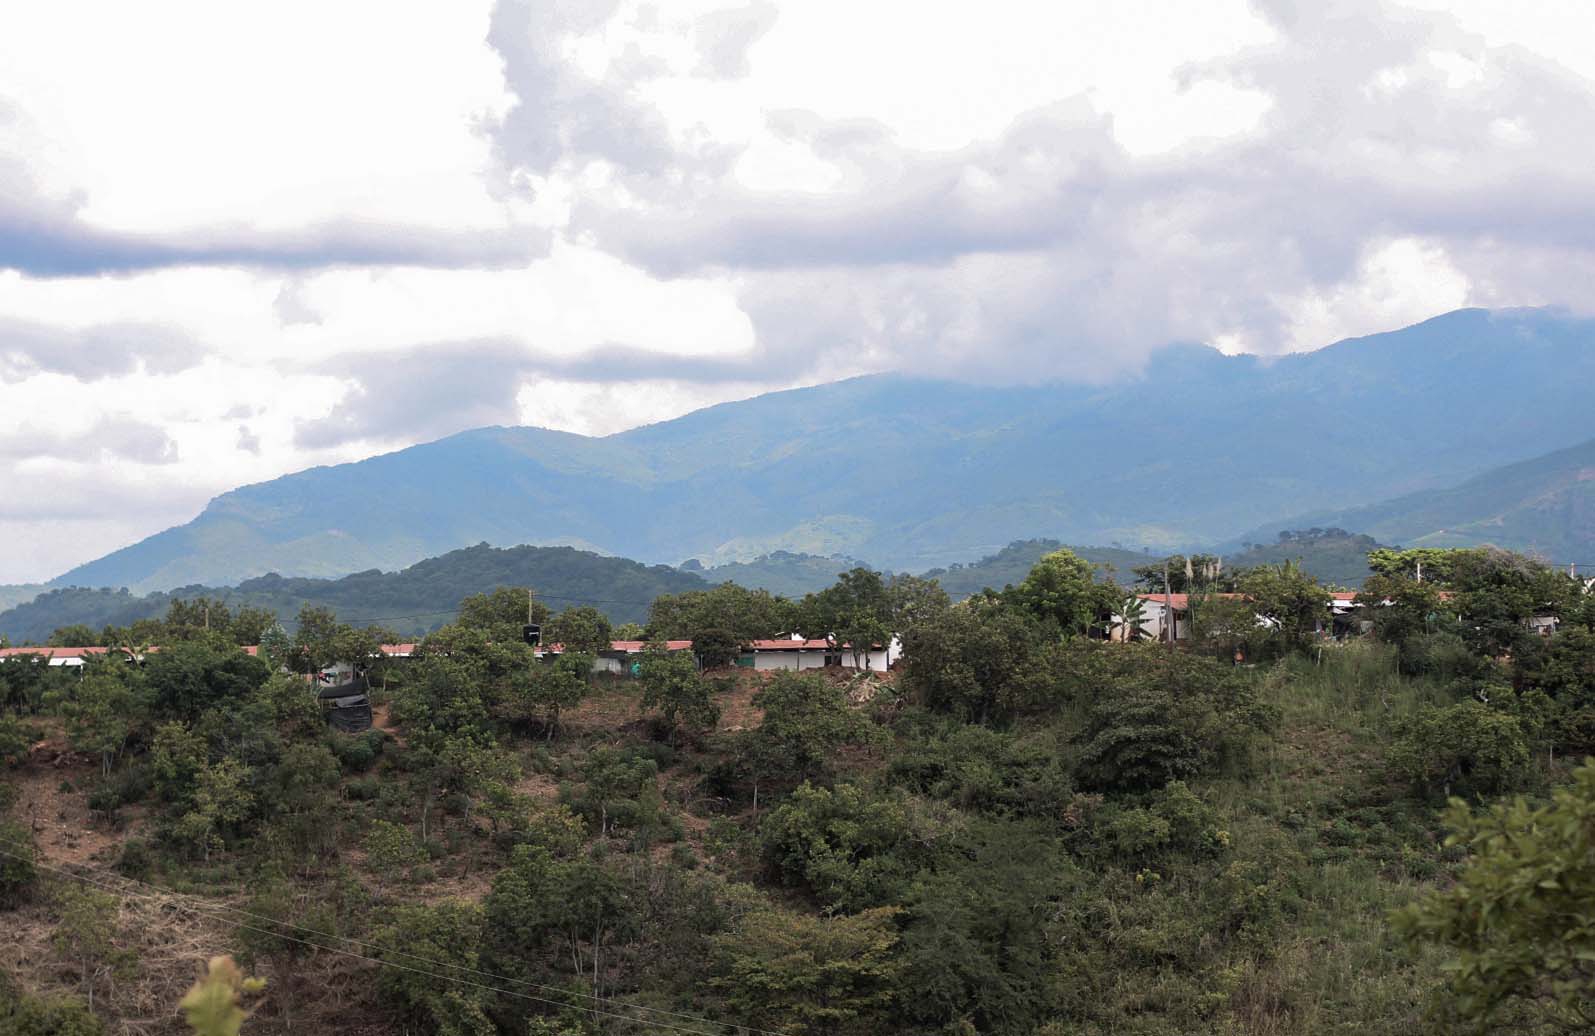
<box><xmin>1010</xmin><ymin>548</ymin><xmax>1107</xmax><ymax>635</ymax></box>
<box><xmin>760</xmin><ymin>782</ymin><xmax>934</xmax><ymax>912</ymax></box>
<box><xmin>885</xmin><ymin>721</ymin><xmax>1071</xmax><ymax>819</ymax></box>
<box><xmin>142</xmin><ymin>642</ymin><xmax>270</xmax><ymax>720</ymax></box>
<box><xmin>638</xmin><ymin>645</ymin><xmax>719</xmax><ymax>741</ymax></box>
<box><xmin>1238</xmin><ymin>560</ymin><xmax>1331</xmax><ymax>656</ymax></box>
<box><xmin>900</xmin><ymin>605</ymin><xmax>1038</xmax><ymax>723</ymax></box>
<box><xmin>50</xmin><ymin>665</ymin><xmax>147</xmax><ymax>776</ymax></box>
<box><xmin>373</xmin><ymin>902</ymin><xmax>496</xmax><ymax>1036</ymax></box>
<box><xmin>744</xmin><ymin>672</ymin><xmax>884</xmax><ymax>789</ymax></box>
<box><xmin>1389</xmin><ymin>700</ymin><xmax>1530</xmax><ymax>799</ymax></box>
<box><xmin>0</xmin><ymin>819</ymin><xmax>37</xmax><ymax>908</ymax></box>
<box><xmin>896</xmin><ymin>822</ymin><xmax>1065</xmax><ymax>1035</ymax></box>
<box><xmin>1071</xmin><ymin>644</ymin><xmax>1276</xmax><ymax>790</ymax></box>
<box><xmin>709</xmin><ymin>906</ymin><xmax>902</xmax><ymax>1036</ymax></box>
<box><xmin>647</xmin><ymin>582</ymin><xmax>795</xmax><ymax>643</ymax></box>
<box><xmin>171</xmin><ymin>757</ymin><xmax>255</xmax><ymax>861</ymax></box>
<box><xmin>456</xmin><ymin>586</ymin><xmax>549</xmax><ymax>639</ymax></box>
<box><xmin>363</xmin><ymin>819</ymin><xmax>425</xmax><ymax>884</ymax></box>
<box><xmin>1072</xmin><ymin>781</ymin><xmax>1225</xmax><ymax>866</ymax></box>
<box><xmin>0</xmin><ymin>973</ymin><xmax>104</xmax><ymax>1036</ymax></box>
<box><xmin>544</xmin><ymin>605</ymin><xmax>612</xmax><ymax>656</ymax></box>
<box><xmin>798</xmin><ymin>567</ymin><xmax>894</xmax><ymax>668</ymax></box>
<box><xmin>1396</xmin><ymin>759</ymin><xmax>1595</xmax><ymax>1030</ymax></box>
<box><xmin>0</xmin><ymin>714</ymin><xmax>34</xmax><ymax>767</ymax></box>
<box><xmin>565</xmin><ymin>747</ymin><xmax>661</xmax><ymax>838</ymax></box>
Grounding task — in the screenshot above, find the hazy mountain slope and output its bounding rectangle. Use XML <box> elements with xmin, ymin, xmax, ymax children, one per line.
<box><xmin>923</xmin><ymin>540</ymin><xmax>1154</xmax><ymax>599</ymax></box>
<box><xmin>1</xmin><ymin>544</ymin><xmax>709</xmax><ymax>643</ymax></box>
<box><xmin>1225</xmin><ymin>530</ymin><xmax>1389</xmax><ymax>587</ymax></box>
<box><xmin>54</xmin><ymin>308</ymin><xmax>1595</xmax><ymax>592</ymax></box>
<box><xmin>693</xmin><ymin>552</ymin><xmax>870</xmax><ymax>598</ymax></box>
<box><xmin>1254</xmin><ymin>438</ymin><xmax>1595</xmax><ymax>564</ymax></box>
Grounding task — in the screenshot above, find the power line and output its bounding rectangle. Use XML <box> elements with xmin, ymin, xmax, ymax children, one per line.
<box><xmin>0</xmin><ymin>842</ymin><xmax>773</xmax><ymax>1036</ymax></box>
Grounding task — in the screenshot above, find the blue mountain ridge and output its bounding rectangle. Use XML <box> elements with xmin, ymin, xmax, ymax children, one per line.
<box><xmin>53</xmin><ymin>307</ymin><xmax>1595</xmax><ymax>593</ymax></box>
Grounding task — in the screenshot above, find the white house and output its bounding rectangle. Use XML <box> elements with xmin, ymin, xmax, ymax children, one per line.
<box><xmin>740</xmin><ymin>636</ymin><xmax>901</xmax><ymax>671</ymax></box>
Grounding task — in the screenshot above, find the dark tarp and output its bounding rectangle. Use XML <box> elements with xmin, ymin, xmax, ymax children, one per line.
<box><xmin>318</xmin><ymin>677</ymin><xmax>373</xmax><ymax>733</ymax></box>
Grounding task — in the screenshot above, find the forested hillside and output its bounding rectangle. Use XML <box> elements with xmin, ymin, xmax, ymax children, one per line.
<box><xmin>1257</xmin><ymin>435</ymin><xmax>1595</xmax><ymax>564</ymax></box>
<box><xmin>4</xmin><ymin>546</ymin><xmax>1594</xmax><ymax>1035</ymax></box>
<box><xmin>0</xmin><ymin>544</ymin><xmax>709</xmax><ymax>644</ymax></box>
<box><xmin>51</xmin><ymin>308</ymin><xmax>1595</xmax><ymax>593</ymax></box>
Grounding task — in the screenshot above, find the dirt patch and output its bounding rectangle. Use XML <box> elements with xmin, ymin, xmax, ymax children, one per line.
<box><xmin>11</xmin><ymin>744</ymin><xmax>139</xmax><ymax>869</ymax></box>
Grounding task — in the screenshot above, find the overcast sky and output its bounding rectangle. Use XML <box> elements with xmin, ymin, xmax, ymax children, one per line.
<box><xmin>2</xmin><ymin>0</ymin><xmax>1593</xmax><ymax>582</ymax></box>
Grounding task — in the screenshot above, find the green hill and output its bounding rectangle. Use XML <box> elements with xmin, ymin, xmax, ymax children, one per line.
<box><xmin>1251</xmin><ymin>438</ymin><xmax>1595</xmax><ymax>567</ymax></box>
<box><xmin>0</xmin><ymin>543</ymin><xmax>710</xmax><ymax>643</ymax></box>
<box><xmin>1224</xmin><ymin>529</ymin><xmax>1388</xmax><ymax>587</ymax></box>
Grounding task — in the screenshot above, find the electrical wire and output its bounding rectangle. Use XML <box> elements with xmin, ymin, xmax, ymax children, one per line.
<box><xmin>0</xmin><ymin>841</ymin><xmax>779</xmax><ymax>1036</ymax></box>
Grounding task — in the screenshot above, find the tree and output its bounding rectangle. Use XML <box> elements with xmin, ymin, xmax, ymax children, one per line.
<box><xmin>372</xmin><ymin>903</ymin><xmax>496</xmax><ymax>1036</ymax></box>
<box><xmin>457</xmin><ymin>586</ymin><xmax>549</xmax><ymax>640</ymax></box>
<box><xmin>545</xmin><ymin>606</ymin><xmax>612</xmax><ymax>656</ymax></box>
<box><xmin>799</xmin><ymin>568</ymin><xmax>895</xmax><ymax>668</ymax></box>
<box><xmin>690</xmin><ymin>627</ymin><xmax>744</xmax><ymax>670</ymax></box>
<box><xmin>174</xmin><ymin>757</ymin><xmax>255</xmax><ymax>861</ymax></box>
<box><xmin>288</xmin><ymin>606</ymin><xmax>343</xmax><ymax>676</ymax></box>
<box><xmin>748</xmin><ymin>672</ymin><xmax>882</xmax><ymax>797</ymax></box>
<box><xmin>760</xmin><ymin>782</ymin><xmax>924</xmax><ymax>912</ymax></box>
<box><xmin>1388</xmin><ymin>701</ymin><xmax>1529</xmax><ymax>799</ymax></box>
<box><xmin>638</xmin><ymin>645</ymin><xmax>719</xmax><ymax>743</ymax></box>
<box><xmin>47</xmin><ymin>625</ymin><xmax>100</xmax><ymax>647</ymax></box>
<box><xmin>363</xmin><ymin>819</ymin><xmax>425</xmax><ymax>889</ymax></box>
<box><xmin>1109</xmin><ymin>592</ymin><xmax>1148</xmax><ymax>642</ymax></box>
<box><xmin>142</xmin><ymin>641</ymin><xmax>271</xmax><ymax>720</ymax></box>
<box><xmin>1396</xmin><ymin>759</ymin><xmax>1595</xmax><ymax>1031</ymax></box>
<box><xmin>1010</xmin><ymin>548</ymin><xmax>1106</xmax><ymax>636</ymax></box>
<box><xmin>900</xmin><ymin>606</ymin><xmax>1038</xmax><ymax>723</ymax></box>
<box><xmin>1072</xmin><ymin>645</ymin><xmax>1275</xmax><ymax>790</ymax></box>
<box><xmin>709</xmin><ymin>906</ymin><xmax>902</xmax><ymax>1036</ymax></box>
<box><xmin>1238</xmin><ymin>560</ymin><xmax>1330</xmax><ymax>656</ymax></box>
<box><xmin>647</xmin><ymin>584</ymin><xmax>795</xmax><ymax>643</ymax></box>
<box><xmin>572</xmin><ymin>748</ymin><xmax>661</xmax><ymax>837</ymax></box>
<box><xmin>50</xmin><ymin>665</ymin><xmax>146</xmax><ymax>777</ymax></box>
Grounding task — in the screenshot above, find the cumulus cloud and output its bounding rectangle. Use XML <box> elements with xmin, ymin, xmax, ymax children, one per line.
<box><xmin>485</xmin><ymin>0</ymin><xmax>680</xmax><ymax>186</ymax></box>
<box><xmin>479</xmin><ymin>0</ymin><xmax>1595</xmax><ymax>375</ymax></box>
<box><xmin>0</xmin><ymin>316</ymin><xmax>206</xmax><ymax>382</ymax></box>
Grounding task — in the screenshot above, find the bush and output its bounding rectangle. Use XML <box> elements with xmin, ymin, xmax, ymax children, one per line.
<box><xmin>0</xmin><ymin>974</ymin><xmax>103</xmax><ymax>1036</ymax></box>
<box><xmin>330</xmin><ymin>729</ymin><xmax>386</xmax><ymax>773</ymax></box>
<box><xmin>760</xmin><ymin>782</ymin><xmax>941</xmax><ymax>912</ymax></box>
<box><xmin>115</xmin><ymin>838</ymin><xmax>154</xmax><ymax>880</ymax></box>
<box><xmin>1389</xmin><ymin>700</ymin><xmax>1530</xmax><ymax>799</ymax></box>
<box><xmin>1072</xmin><ymin>647</ymin><xmax>1275</xmax><ymax>790</ymax></box>
<box><xmin>0</xmin><ymin>820</ymin><xmax>37</xmax><ymax>908</ymax></box>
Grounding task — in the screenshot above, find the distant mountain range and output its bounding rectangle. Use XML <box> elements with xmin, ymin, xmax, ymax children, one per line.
<box><xmin>1250</xmin><ymin>437</ymin><xmax>1595</xmax><ymax>566</ymax></box>
<box><xmin>43</xmin><ymin>307</ymin><xmax>1595</xmax><ymax>594</ymax></box>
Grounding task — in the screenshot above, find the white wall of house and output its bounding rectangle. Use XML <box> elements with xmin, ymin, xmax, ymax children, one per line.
<box><xmin>751</xmin><ymin>649</ymin><xmax>832</xmax><ymax>671</ymax></box>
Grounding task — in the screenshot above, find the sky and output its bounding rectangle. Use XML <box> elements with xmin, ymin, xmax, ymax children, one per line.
<box><xmin>2</xmin><ymin>0</ymin><xmax>1594</xmax><ymax>582</ymax></box>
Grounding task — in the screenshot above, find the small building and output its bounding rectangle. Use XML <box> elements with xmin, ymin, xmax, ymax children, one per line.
<box><xmin>739</xmin><ymin>636</ymin><xmax>901</xmax><ymax>671</ymax></box>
